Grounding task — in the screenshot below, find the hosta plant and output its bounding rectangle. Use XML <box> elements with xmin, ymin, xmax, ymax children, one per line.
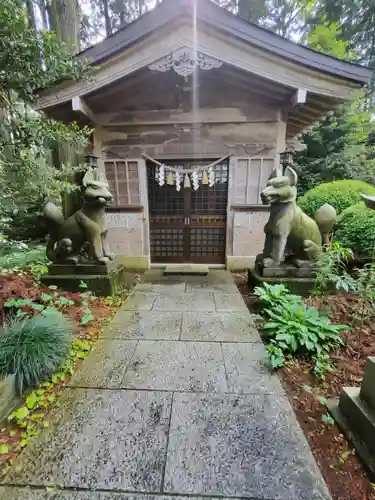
<box><xmin>263</xmin><ymin>301</ymin><xmax>348</xmax><ymax>377</ymax></box>
<box><xmin>254</xmin><ymin>282</ymin><xmax>302</xmax><ymax>309</ymax></box>
<box><xmin>255</xmin><ymin>283</ymin><xmax>349</xmax><ymax>377</ymax></box>
<box><xmin>0</xmin><ymin>310</ymin><xmax>73</xmax><ymax>394</ymax></box>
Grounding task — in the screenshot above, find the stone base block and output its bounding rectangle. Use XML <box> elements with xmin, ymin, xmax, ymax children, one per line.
<box><xmin>42</xmin><ymin>265</ymin><xmax>136</xmax><ymax>297</ymax></box>
<box><xmin>262</xmin><ymin>263</ymin><xmax>317</xmax><ymax>279</ymax></box>
<box><xmin>329</xmin><ymin>387</ymin><xmax>375</xmax><ymax>480</ymax></box>
<box><xmin>360</xmin><ymin>357</ymin><xmax>375</xmax><ymax>412</ymax></box>
<box><xmin>47</xmin><ymin>256</ymin><xmax>123</xmax><ymax>276</ymax></box>
<box><xmin>0</xmin><ymin>375</ymin><xmax>18</xmax><ymax>422</ymax></box>
<box><xmin>226</xmin><ymin>256</ymin><xmax>256</xmax><ymax>272</ymax></box>
<box><xmin>115</xmin><ymin>255</ymin><xmax>149</xmax><ymax>272</ymax></box>
<box><xmin>248</xmin><ymin>268</ymin><xmax>315</xmax><ymax>296</ymax></box>
<box><xmin>164</xmin><ymin>264</ymin><xmax>209</xmax><ymax>276</ymax></box>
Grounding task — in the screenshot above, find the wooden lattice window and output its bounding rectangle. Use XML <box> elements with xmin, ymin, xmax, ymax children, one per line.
<box><xmin>232</xmin><ymin>157</ymin><xmax>274</xmax><ymax>205</ymax></box>
<box><xmin>104</xmin><ymin>160</ymin><xmax>140</xmax><ymax>206</ymax></box>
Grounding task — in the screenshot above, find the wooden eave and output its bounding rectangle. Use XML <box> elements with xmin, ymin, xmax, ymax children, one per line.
<box><xmin>36</xmin><ymin>0</ymin><xmax>373</xmax><ymax>140</ymax></box>
<box><xmin>78</xmin><ymin>0</ymin><xmax>372</xmax><ymax>85</ymax></box>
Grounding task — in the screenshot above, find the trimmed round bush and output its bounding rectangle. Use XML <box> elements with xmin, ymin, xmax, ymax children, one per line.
<box><xmin>334</xmin><ymin>201</ymin><xmax>375</xmax><ymax>259</ymax></box>
<box><xmin>0</xmin><ymin>310</ymin><xmax>73</xmax><ymax>394</ymax></box>
<box><xmin>297</xmin><ymin>180</ymin><xmax>375</xmax><ymax>217</ymax></box>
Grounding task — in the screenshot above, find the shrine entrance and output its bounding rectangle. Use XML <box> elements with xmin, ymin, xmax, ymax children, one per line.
<box><xmin>147</xmin><ymin>159</ymin><xmax>229</xmax><ymax>264</ymax></box>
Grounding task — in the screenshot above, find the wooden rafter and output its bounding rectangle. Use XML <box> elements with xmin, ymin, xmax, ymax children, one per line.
<box><xmin>72</xmin><ymin>96</ymin><xmax>100</xmax><ymax>124</ymax></box>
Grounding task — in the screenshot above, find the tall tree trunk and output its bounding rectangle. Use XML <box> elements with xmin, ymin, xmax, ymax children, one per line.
<box><xmin>38</xmin><ymin>0</ymin><xmax>50</xmax><ymax>30</ymax></box>
<box><xmin>238</xmin><ymin>0</ymin><xmax>251</xmax><ymax>20</ymax></box>
<box><xmin>50</xmin><ymin>0</ymin><xmax>80</xmax><ymax>53</ymax></box>
<box><xmin>103</xmin><ymin>0</ymin><xmax>111</xmax><ymax>36</ymax></box>
<box><xmin>238</xmin><ymin>0</ymin><xmax>266</xmax><ymax>23</ymax></box>
<box><xmin>49</xmin><ymin>0</ymin><xmax>81</xmax><ymax>218</ymax></box>
<box><xmin>119</xmin><ymin>9</ymin><xmax>126</xmax><ymax>28</ymax></box>
<box><xmin>138</xmin><ymin>0</ymin><xmax>145</xmax><ymax>15</ymax></box>
<box><xmin>26</xmin><ymin>0</ymin><xmax>37</xmax><ymax>29</ymax></box>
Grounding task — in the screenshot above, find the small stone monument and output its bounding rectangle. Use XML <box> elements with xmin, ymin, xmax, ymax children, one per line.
<box><xmin>329</xmin><ymin>357</ymin><xmax>375</xmax><ymax>478</ymax></box>
<box><xmin>41</xmin><ymin>165</ymin><xmax>124</xmax><ymax>296</ymax></box>
<box><xmin>248</xmin><ymin>162</ymin><xmax>336</xmax><ymax>295</ymax></box>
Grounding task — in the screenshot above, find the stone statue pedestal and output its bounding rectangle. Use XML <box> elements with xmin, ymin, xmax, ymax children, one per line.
<box><xmin>248</xmin><ymin>260</ymin><xmax>317</xmax><ymax>296</ymax></box>
<box><xmin>329</xmin><ymin>357</ymin><xmax>375</xmax><ymax>480</ymax></box>
<box><xmin>41</xmin><ymin>257</ymin><xmax>134</xmax><ymax>297</ymax></box>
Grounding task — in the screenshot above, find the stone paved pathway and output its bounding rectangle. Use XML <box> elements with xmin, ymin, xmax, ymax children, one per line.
<box><xmin>0</xmin><ymin>271</ymin><xmax>331</xmax><ymax>500</ymax></box>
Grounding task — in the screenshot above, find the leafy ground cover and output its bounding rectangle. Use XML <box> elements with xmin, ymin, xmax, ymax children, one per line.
<box><xmin>235</xmin><ymin>273</ymin><xmax>375</xmax><ymax>500</ymax></box>
<box><xmin>0</xmin><ymin>271</ymin><xmax>134</xmax><ymax>477</ymax></box>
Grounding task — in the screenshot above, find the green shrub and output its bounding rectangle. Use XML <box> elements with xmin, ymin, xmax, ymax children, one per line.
<box><xmin>2</xmin><ymin>201</ymin><xmax>48</xmax><ymax>241</ymax></box>
<box><xmin>297</xmin><ymin>180</ymin><xmax>375</xmax><ymax>217</ymax></box>
<box><xmin>254</xmin><ymin>283</ymin><xmax>349</xmax><ymax>377</ymax></box>
<box><xmin>0</xmin><ymin>311</ymin><xmax>73</xmax><ymax>394</ymax></box>
<box><xmin>0</xmin><ymin>240</ymin><xmax>48</xmax><ymax>272</ymax></box>
<box><xmin>334</xmin><ymin>202</ymin><xmax>375</xmax><ymax>259</ymax></box>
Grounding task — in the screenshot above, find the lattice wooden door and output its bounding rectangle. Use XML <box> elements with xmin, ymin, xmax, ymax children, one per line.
<box><xmin>147</xmin><ymin>159</ymin><xmax>228</xmax><ymax>264</ymax></box>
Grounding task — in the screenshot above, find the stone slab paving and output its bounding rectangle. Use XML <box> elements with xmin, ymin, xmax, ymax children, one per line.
<box><xmin>69</xmin><ymin>340</ymin><xmax>138</xmax><ymax>388</ymax></box>
<box><xmin>102</xmin><ymin>311</ymin><xmax>182</xmax><ymax>340</ymax></box>
<box><xmin>121</xmin><ymin>341</ymin><xmax>228</xmax><ymax>392</ymax></box>
<box><xmin>214</xmin><ymin>292</ymin><xmax>249</xmax><ymax>313</ymax></box>
<box><xmin>0</xmin><ymin>490</ymin><xmax>237</xmax><ymax>500</ymax></box>
<box><xmin>4</xmin><ymin>389</ymin><xmax>172</xmax><ymax>491</ymax></box>
<box><xmin>2</xmin><ymin>270</ymin><xmax>331</xmax><ymax>500</ymax></box>
<box><xmin>121</xmin><ymin>293</ymin><xmax>157</xmax><ymax>311</ymax></box>
<box><xmin>152</xmin><ymin>292</ymin><xmax>215</xmax><ymax>312</ymax></box>
<box><xmin>181</xmin><ymin>312</ymin><xmax>260</xmax><ymax>342</ymax></box>
<box><xmin>222</xmin><ymin>343</ymin><xmax>284</xmax><ymax>394</ymax></box>
<box><xmin>164</xmin><ymin>392</ymin><xmax>330</xmax><ymax>500</ymax></box>
<box><xmin>134</xmin><ymin>283</ymin><xmax>186</xmax><ymax>293</ymax></box>
<box><xmin>185</xmin><ymin>282</ymin><xmax>239</xmax><ymax>293</ymax></box>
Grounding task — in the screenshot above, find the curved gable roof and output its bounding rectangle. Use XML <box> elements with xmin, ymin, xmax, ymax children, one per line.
<box><xmin>79</xmin><ymin>0</ymin><xmax>372</xmax><ymax>85</ymax></box>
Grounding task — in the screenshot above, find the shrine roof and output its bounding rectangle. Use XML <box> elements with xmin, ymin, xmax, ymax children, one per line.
<box><xmin>79</xmin><ymin>0</ymin><xmax>371</xmax><ymax>85</ymax></box>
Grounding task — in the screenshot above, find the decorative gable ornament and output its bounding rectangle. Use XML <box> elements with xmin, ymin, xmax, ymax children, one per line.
<box><xmin>148</xmin><ymin>47</ymin><xmax>223</xmax><ymax>78</ymax></box>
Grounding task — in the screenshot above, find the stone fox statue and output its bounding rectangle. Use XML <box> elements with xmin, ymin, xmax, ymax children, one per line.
<box><xmin>44</xmin><ymin>169</ymin><xmax>115</xmax><ymax>265</ymax></box>
<box><xmin>259</xmin><ymin>166</ymin><xmax>336</xmax><ymax>268</ymax></box>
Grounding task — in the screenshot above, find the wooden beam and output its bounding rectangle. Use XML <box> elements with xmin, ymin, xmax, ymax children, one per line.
<box><xmin>72</xmin><ymin>96</ymin><xmax>100</xmax><ymax>124</ymax></box>
<box><xmin>291</xmin><ymin>88</ymin><xmax>307</xmax><ymax>106</ymax></box>
<box><xmin>217</xmin><ymin>66</ymin><xmax>290</xmax><ymax>100</ymax></box>
<box><xmin>85</xmin><ymin>69</ymin><xmax>155</xmax><ymax>106</ymax></box>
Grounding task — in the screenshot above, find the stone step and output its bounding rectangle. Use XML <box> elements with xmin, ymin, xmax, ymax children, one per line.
<box><xmin>164</xmin><ymin>264</ymin><xmax>209</xmax><ymax>276</ymax></box>
<box><xmin>360</xmin><ymin>357</ymin><xmax>375</xmax><ymax>412</ymax></box>
<box><xmin>329</xmin><ymin>387</ymin><xmax>375</xmax><ymax>478</ymax></box>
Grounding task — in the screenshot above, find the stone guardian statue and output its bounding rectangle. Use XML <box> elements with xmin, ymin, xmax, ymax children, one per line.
<box><xmin>43</xmin><ymin>169</ymin><xmax>115</xmax><ymax>265</ymax></box>
<box><xmin>258</xmin><ymin>166</ymin><xmax>337</xmax><ymax>268</ymax></box>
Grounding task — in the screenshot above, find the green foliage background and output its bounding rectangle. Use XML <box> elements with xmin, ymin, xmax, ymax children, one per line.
<box><xmin>298</xmin><ymin>180</ymin><xmax>375</xmax><ymax>217</ymax></box>
<box><xmin>0</xmin><ymin>0</ymin><xmax>90</xmax><ymax>240</ymax></box>
<box><xmin>334</xmin><ymin>202</ymin><xmax>375</xmax><ymax>259</ymax></box>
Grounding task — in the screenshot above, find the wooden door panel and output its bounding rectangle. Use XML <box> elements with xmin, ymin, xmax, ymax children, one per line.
<box><xmin>147</xmin><ymin>160</ymin><xmax>228</xmax><ymax>264</ymax></box>
<box><xmin>188</xmin><ymin>161</ymin><xmax>228</xmax><ymax>264</ymax></box>
<box><xmin>150</xmin><ymin>216</ymin><xmax>185</xmax><ymax>263</ymax></box>
<box><xmin>189</xmin><ymin>222</ymin><xmax>226</xmax><ymax>264</ymax></box>
<box><xmin>148</xmin><ymin>165</ymin><xmax>187</xmax><ymax>263</ymax></box>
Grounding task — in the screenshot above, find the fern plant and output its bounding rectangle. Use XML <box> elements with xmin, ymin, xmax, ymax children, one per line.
<box><xmin>314</xmin><ymin>241</ymin><xmax>355</xmax><ymax>294</ymax></box>
<box><xmin>0</xmin><ymin>310</ymin><xmax>73</xmax><ymax>394</ymax></box>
